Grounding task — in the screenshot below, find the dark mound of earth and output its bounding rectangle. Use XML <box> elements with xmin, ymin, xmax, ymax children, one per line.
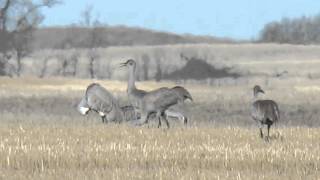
<box><xmin>164</xmin><ymin>57</ymin><xmax>239</xmax><ymax>80</ymax></box>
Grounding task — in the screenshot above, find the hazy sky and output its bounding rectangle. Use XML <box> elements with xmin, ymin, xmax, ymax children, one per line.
<box><xmin>42</xmin><ymin>0</ymin><xmax>320</xmax><ymax>40</ymax></box>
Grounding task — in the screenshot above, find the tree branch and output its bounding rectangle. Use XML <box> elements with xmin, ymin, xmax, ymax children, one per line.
<box><xmin>0</xmin><ymin>0</ymin><xmax>11</xmax><ymax>30</ymax></box>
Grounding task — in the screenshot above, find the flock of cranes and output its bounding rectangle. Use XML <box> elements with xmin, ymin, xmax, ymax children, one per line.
<box><xmin>78</xmin><ymin>59</ymin><xmax>280</xmax><ymax>140</ymax></box>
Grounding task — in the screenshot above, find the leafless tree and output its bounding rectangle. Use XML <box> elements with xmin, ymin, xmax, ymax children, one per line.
<box><xmin>87</xmin><ymin>49</ymin><xmax>100</xmax><ymax>79</ymax></box>
<box><xmin>56</xmin><ymin>54</ymin><xmax>68</xmax><ymax>76</ymax></box>
<box><xmin>12</xmin><ymin>30</ymin><xmax>32</xmax><ymax>76</ymax></box>
<box><xmin>39</xmin><ymin>55</ymin><xmax>52</xmax><ymax>78</ymax></box>
<box><xmin>70</xmin><ymin>51</ymin><xmax>79</xmax><ymax>77</ymax></box>
<box><xmin>80</xmin><ymin>5</ymin><xmax>106</xmax><ymax>78</ymax></box>
<box><xmin>260</xmin><ymin>15</ymin><xmax>320</xmax><ymax>44</ymax></box>
<box><xmin>153</xmin><ymin>48</ymin><xmax>165</xmax><ymax>82</ymax></box>
<box><xmin>0</xmin><ymin>0</ymin><xmax>60</xmax><ymax>76</ymax></box>
<box><xmin>105</xmin><ymin>60</ymin><xmax>113</xmax><ymax>79</ymax></box>
<box><xmin>55</xmin><ymin>50</ymin><xmax>79</xmax><ymax>77</ymax></box>
<box><xmin>155</xmin><ymin>60</ymin><xmax>162</xmax><ymax>82</ymax></box>
<box><xmin>80</xmin><ymin>5</ymin><xmax>93</xmax><ymax>27</ymax></box>
<box><xmin>141</xmin><ymin>54</ymin><xmax>150</xmax><ymax>81</ymax></box>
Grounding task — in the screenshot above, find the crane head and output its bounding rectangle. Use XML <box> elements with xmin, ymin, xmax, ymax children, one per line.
<box><xmin>120</xmin><ymin>59</ymin><xmax>136</xmax><ymax>67</ymax></box>
<box><xmin>172</xmin><ymin>86</ymin><xmax>193</xmax><ymax>102</ymax></box>
<box><xmin>253</xmin><ymin>85</ymin><xmax>265</xmax><ymax>97</ymax></box>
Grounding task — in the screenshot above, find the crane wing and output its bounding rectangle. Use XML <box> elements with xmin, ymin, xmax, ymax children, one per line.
<box><xmin>86</xmin><ymin>83</ymin><xmax>116</xmax><ymax>113</ymax></box>
<box><xmin>143</xmin><ymin>87</ymin><xmax>181</xmax><ymax>110</ymax></box>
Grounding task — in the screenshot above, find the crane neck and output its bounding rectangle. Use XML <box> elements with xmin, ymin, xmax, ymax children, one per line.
<box><xmin>127</xmin><ymin>66</ymin><xmax>137</xmax><ymax>92</ymax></box>
<box><xmin>253</xmin><ymin>91</ymin><xmax>262</xmax><ymax>102</ymax></box>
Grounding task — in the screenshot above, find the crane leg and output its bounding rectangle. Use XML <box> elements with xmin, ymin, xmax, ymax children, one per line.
<box><xmin>101</xmin><ymin>115</ymin><xmax>107</xmax><ymax>123</ymax></box>
<box><xmin>267</xmin><ymin>124</ymin><xmax>271</xmax><ymax>140</ymax></box>
<box><xmin>156</xmin><ymin>111</ymin><xmax>162</xmax><ymax>128</ymax></box>
<box><xmin>135</xmin><ymin>112</ymin><xmax>149</xmax><ymax>126</ymax></box>
<box><xmin>157</xmin><ymin>116</ymin><xmax>162</xmax><ymax>128</ymax></box>
<box><xmin>163</xmin><ymin>115</ymin><xmax>170</xmax><ymax>129</ymax></box>
<box><xmin>165</xmin><ymin>110</ymin><xmax>187</xmax><ymax>125</ymax></box>
<box><xmin>134</xmin><ymin>110</ymin><xmax>138</xmax><ymax>121</ymax></box>
<box><xmin>183</xmin><ymin>117</ymin><xmax>188</xmax><ymax>125</ymax></box>
<box><xmin>260</xmin><ymin>127</ymin><xmax>263</xmax><ymax>138</ymax></box>
<box><xmin>257</xmin><ymin>122</ymin><xmax>263</xmax><ymax>138</ymax></box>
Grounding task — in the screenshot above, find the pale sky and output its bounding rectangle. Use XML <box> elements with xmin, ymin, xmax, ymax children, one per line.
<box><xmin>41</xmin><ymin>0</ymin><xmax>320</xmax><ymax>40</ymax></box>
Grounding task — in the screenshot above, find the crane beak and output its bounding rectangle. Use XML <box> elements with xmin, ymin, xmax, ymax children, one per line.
<box><xmin>119</xmin><ymin>62</ymin><xmax>127</xmax><ymax>67</ymax></box>
<box><xmin>259</xmin><ymin>89</ymin><xmax>265</xmax><ymax>94</ymax></box>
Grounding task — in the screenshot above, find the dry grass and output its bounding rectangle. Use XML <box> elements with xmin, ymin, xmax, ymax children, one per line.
<box><xmin>0</xmin><ymin>125</ymin><xmax>319</xmax><ymax>179</ymax></box>
<box><xmin>1</xmin><ymin>77</ymin><xmax>320</xmax><ymax>179</ymax></box>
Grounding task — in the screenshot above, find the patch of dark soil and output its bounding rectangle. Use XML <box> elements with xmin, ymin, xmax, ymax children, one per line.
<box><xmin>164</xmin><ymin>57</ymin><xmax>240</xmax><ymax>80</ymax></box>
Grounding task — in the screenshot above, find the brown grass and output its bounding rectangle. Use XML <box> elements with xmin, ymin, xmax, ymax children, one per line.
<box><xmin>0</xmin><ymin>125</ymin><xmax>319</xmax><ymax>179</ymax></box>
<box><xmin>0</xmin><ymin>77</ymin><xmax>320</xmax><ymax>179</ymax></box>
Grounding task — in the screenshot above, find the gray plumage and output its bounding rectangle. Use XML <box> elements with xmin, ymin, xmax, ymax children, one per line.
<box><xmin>77</xmin><ymin>83</ymin><xmax>124</xmax><ymax>123</ymax></box>
<box><xmin>171</xmin><ymin>86</ymin><xmax>193</xmax><ymax>102</ymax></box>
<box><xmin>120</xmin><ymin>59</ymin><xmax>146</xmax><ymax>120</ymax></box>
<box><xmin>77</xmin><ymin>83</ymin><xmax>190</xmax><ymax>124</ymax></box>
<box><xmin>141</xmin><ymin>87</ymin><xmax>191</xmax><ymax>128</ymax></box>
<box><xmin>121</xmin><ymin>59</ymin><xmax>193</xmax><ymax>128</ymax></box>
<box><xmin>251</xmin><ymin>85</ymin><xmax>280</xmax><ymax>140</ymax></box>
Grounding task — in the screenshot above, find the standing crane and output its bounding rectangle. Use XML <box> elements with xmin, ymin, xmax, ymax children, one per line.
<box><xmin>121</xmin><ymin>59</ymin><xmax>192</xmax><ymax>128</ymax></box>
<box><xmin>251</xmin><ymin>85</ymin><xmax>280</xmax><ymax>140</ymax></box>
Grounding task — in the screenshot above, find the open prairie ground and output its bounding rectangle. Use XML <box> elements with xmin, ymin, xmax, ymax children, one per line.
<box><xmin>0</xmin><ymin>76</ymin><xmax>320</xmax><ymax>179</ymax></box>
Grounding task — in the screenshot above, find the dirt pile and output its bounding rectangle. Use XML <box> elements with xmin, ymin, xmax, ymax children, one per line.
<box><xmin>164</xmin><ymin>57</ymin><xmax>239</xmax><ymax>80</ymax></box>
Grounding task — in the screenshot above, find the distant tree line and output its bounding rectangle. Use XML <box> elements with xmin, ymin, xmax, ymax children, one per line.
<box><xmin>0</xmin><ymin>0</ymin><xmax>59</xmax><ymax>76</ymax></box>
<box><xmin>260</xmin><ymin>14</ymin><xmax>320</xmax><ymax>44</ymax></box>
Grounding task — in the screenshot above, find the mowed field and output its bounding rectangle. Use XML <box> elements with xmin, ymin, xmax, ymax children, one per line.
<box><xmin>0</xmin><ymin>76</ymin><xmax>320</xmax><ymax>179</ymax></box>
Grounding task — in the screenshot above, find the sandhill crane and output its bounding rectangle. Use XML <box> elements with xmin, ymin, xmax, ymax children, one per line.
<box><xmin>251</xmin><ymin>85</ymin><xmax>280</xmax><ymax>140</ymax></box>
<box><xmin>121</xmin><ymin>59</ymin><xmax>193</xmax><ymax>128</ymax></box>
<box><xmin>77</xmin><ymin>83</ymin><xmax>190</xmax><ymax>125</ymax></box>
<box><xmin>120</xmin><ymin>59</ymin><xmax>146</xmax><ymax>120</ymax></box>
<box><xmin>77</xmin><ymin>83</ymin><xmax>124</xmax><ymax>123</ymax></box>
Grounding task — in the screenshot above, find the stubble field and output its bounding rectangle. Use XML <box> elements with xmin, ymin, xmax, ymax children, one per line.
<box><xmin>0</xmin><ymin>77</ymin><xmax>320</xmax><ymax>179</ymax></box>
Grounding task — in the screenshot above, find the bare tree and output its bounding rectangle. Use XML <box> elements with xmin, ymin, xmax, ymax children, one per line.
<box><xmin>154</xmin><ymin>48</ymin><xmax>165</xmax><ymax>82</ymax></box>
<box><xmin>141</xmin><ymin>54</ymin><xmax>150</xmax><ymax>81</ymax></box>
<box><xmin>39</xmin><ymin>55</ymin><xmax>52</xmax><ymax>78</ymax></box>
<box><xmin>55</xmin><ymin>50</ymin><xmax>80</xmax><ymax>77</ymax></box>
<box><xmin>80</xmin><ymin>5</ymin><xmax>106</xmax><ymax>78</ymax></box>
<box><xmin>87</xmin><ymin>49</ymin><xmax>99</xmax><ymax>78</ymax></box>
<box><xmin>55</xmin><ymin>53</ymin><xmax>68</xmax><ymax>76</ymax></box>
<box><xmin>80</xmin><ymin>5</ymin><xmax>93</xmax><ymax>27</ymax></box>
<box><xmin>105</xmin><ymin>60</ymin><xmax>113</xmax><ymax>79</ymax></box>
<box><xmin>70</xmin><ymin>51</ymin><xmax>79</xmax><ymax>77</ymax></box>
<box><xmin>155</xmin><ymin>59</ymin><xmax>162</xmax><ymax>82</ymax></box>
<box><xmin>12</xmin><ymin>30</ymin><xmax>32</xmax><ymax>76</ymax></box>
<box><xmin>0</xmin><ymin>0</ymin><xmax>59</xmax><ymax>76</ymax></box>
<box><xmin>260</xmin><ymin>14</ymin><xmax>320</xmax><ymax>44</ymax></box>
